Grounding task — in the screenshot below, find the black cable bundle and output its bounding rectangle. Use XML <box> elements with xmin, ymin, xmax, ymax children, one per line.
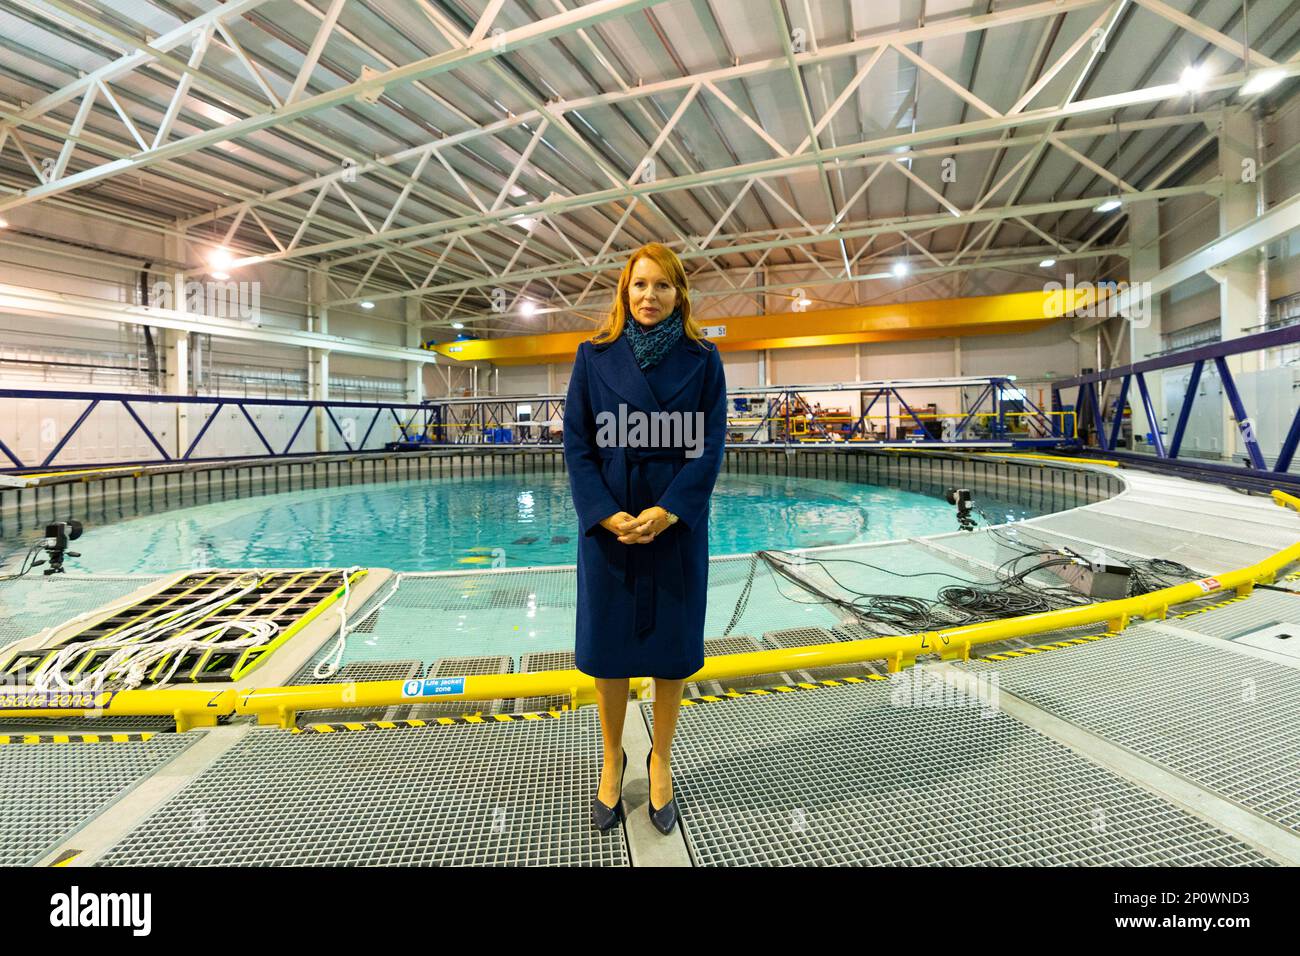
<box><xmin>0</xmin><ymin>542</ymin><xmax>45</xmax><ymax>583</ymax></box>
<box><xmin>738</xmin><ymin>505</ymin><xmax>1205</xmax><ymax>636</ymax></box>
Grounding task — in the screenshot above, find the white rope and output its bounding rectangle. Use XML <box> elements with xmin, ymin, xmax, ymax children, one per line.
<box><xmin>32</xmin><ymin>567</ymin><xmax>367</xmax><ymax>692</ymax></box>
<box><xmin>312</xmin><ymin>565</ymin><xmax>363</xmax><ymax>680</ymax></box>
<box><xmin>35</xmin><ymin>571</ymin><xmax>274</xmax><ymax>693</ymax></box>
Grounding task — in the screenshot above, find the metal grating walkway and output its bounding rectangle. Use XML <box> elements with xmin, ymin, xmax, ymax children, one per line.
<box><xmin>96</xmin><ymin>709</ymin><xmax>629</xmax><ymax>867</ymax></box>
<box><xmin>0</xmin><ymin>575</ymin><xmax>163</xmax><ymax>649</ymax></box>
<box><xmin>956</xmin><ymin>623</ymin><xmax>1300</xmax><ymax>833</ymax></box>
<box><xmin>1166</xmin><ymin>589</ymin><xmax>1300</xmax><ymax>640</ymax></box>
<box><xmin>0</xmin><ymin>734</ymin><xmax>196</xmax><ymax>866</ymax></box>
<box><xmin>646</xmin><ymin>678</ymin><xmax>1276</xmax><ymax>866</ymax></box>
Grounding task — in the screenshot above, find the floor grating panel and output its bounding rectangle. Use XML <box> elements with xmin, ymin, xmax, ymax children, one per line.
<box><xmin>97</xmin><ymin>710</ymin><xmax>629</xmax><ymax>867</ymax></box>
<box><xmin>647</xmin><ymin>677</ymin><xmax>1276</xmax><ymax>866</ymax></box>
<box><xmin>957</xmin><ymin>623</ymin><xmax>1300</xmax><ymax>833</ymax></box>
<box><xmin>0</xmin><ymin>734</ymin><xmax>196</xmax><ymax>866</ymax></box>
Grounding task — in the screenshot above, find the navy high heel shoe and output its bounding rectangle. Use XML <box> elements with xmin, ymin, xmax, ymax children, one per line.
<box><xmin>645</xmin><ymin>751</ymin><xmax>679</xmax><ymax>835</ymax></box>
<box><xmin>592</xmin><ymin>748</ymin><xmax>628</xmax><ymax>832</ymax></box>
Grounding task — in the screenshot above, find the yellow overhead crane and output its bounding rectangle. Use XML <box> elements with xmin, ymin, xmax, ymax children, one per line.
<box><xmin>426</xmin><ymin>286</ymin><xmax>1107</xmax><ymax>366</ymax></box>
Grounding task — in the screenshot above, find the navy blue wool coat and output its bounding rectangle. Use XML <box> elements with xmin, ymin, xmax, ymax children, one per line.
<box><xmin>563</xmin><ymin>330</ymin><xmax>727</xmax><ymax>679</ymax></box>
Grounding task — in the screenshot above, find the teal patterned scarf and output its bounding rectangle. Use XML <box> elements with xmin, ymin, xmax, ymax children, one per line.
<box><xmin>624</xmin><ymin>305</ymin><xmax>685</xmax><ymax>370</ymax></box>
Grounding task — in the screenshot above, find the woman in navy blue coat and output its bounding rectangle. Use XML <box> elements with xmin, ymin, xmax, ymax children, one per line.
<box><xmin>563</xmin><ymin>242</ymin><xmax>727</xmax><ymax>835</ymax></box>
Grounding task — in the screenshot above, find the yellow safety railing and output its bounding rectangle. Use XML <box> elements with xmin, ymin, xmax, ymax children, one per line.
<box><xmin>4</xmin><ymin>516</ymin><xmax>1296</xmax><ymax>731</ymax></box>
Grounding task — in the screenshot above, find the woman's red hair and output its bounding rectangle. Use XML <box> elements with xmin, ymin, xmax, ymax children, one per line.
<box><xmin>590</xmin><ymin>243</ymin><xmax>714</xmax><ymax>349</ymax></box>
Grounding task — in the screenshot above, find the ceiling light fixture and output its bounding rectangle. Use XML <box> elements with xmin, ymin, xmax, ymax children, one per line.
<box><xmin>208</xmin><ymin>246</ymin><xmax>234</xmax><ymax>271</ymax></box>
<box><xmin>1241</xmin><ymin>69</ymin><xmax>1284</xmax><ymax>97</ymax></box>
<box><xmin>1179</xmin><ymin>64</ymin><xmax>1207</xmax><ymax>93</ymax></box>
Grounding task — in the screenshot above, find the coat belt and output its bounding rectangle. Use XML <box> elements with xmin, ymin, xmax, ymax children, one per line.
<box><xmin>598</xmin><ymin>446</ymin><xmax>686</xmax><ymax>638</ymax></box>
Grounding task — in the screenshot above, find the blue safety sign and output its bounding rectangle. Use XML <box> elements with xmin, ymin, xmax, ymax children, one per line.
<box><xmin>401</xmin><ymin>676</ymin><xmax>466</xmax><ymax>698</ymax></box>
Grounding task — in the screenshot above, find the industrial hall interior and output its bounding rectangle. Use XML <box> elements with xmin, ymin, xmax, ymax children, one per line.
<box><xmin>0</xmin><ymin>0</ymin><xmax>1299</xmax><ymax>872</ymax></box>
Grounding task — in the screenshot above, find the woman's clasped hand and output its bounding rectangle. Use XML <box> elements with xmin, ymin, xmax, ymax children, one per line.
<box><xmin>599</xmin><ymin>507</ymin><xmax>673</xmax><ymax>543</ymax></box>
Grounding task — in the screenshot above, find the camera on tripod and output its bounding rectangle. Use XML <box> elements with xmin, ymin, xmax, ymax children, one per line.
<box><xmin>36</xmin><ymin>520</ymin><xmax>82</xmax><ymax>575</ymax></box>
<box><xmin>945</xmin><ymin>488</ymin><xmax>976</xmax><ymax>531</ymax></box>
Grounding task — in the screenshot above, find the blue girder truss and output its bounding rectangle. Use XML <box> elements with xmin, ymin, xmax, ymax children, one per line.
<box><xmin>0</xmin><ymin>376</ymin><xmax>1078</xmax><ymax>473</ymax></box>
<box><xmin>0</xmin><ymin>389</ymin><xmax>435</xmax><ymax>473</ymax></box>
<box><xmin>1052</xmin><ymin>323</ymin><xmax>1300</xmax><ymax>489</ymax></box>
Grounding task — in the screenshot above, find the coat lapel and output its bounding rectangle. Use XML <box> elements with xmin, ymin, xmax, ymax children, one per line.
<box><xmin>651</xmin><ymin>335</ymin><xmax>705</xmax><ymax>408</ymax></box>
<box><xmin>590</xmin><ymin>331</ymin><xmax>705</xmax><ymax>413</ymax></box>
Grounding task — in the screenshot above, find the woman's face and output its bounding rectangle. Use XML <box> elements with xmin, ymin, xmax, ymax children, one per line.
<box><xmin>627</xmin><ymin>256</ymin><xmax>678</xmax><ymax>328</ymax></box>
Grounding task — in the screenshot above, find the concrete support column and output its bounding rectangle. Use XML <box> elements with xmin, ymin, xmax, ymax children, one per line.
<box><xmin>1218</xmin><ymin>109</ymin><xmax>1262</xmax><ymax>460</ymax></box>
<box><xmin>163</xmin><ymin>330</ymin><xmax>189</xmax><ymax>453</ymax></box>
<box><xmin>164</xmin><ymin>219</ymin><xmax>189</xmax><ymax>454</ymax></box>
<box><xmin>1127</xmin><ymin>201</ymin><xmax>1165</xmax><ymax>447</ymax></box>
<box><xmin>404</xmin><ymin>298</ymin><xmax>424</xmax><ymax>405</ymax></box>
<box><xmin>308</xmin><ymin>268</ymin><xmax>331</xmax><ymax>452</ymax></box>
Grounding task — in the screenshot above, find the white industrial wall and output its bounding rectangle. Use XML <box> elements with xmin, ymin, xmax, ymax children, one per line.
<box><xmin>0</xmin><ymin>200</ymin><xmax>475</xmax><ymax>465</ymax></box>
<box><xmin>4</xmin><ymin>98</ymin><xmax>1299</xmax><ymax>467</ymax></box>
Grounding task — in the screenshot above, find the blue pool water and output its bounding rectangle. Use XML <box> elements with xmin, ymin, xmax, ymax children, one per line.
<box><xmin>32</xmin><ymin>472</ymin><xmax>1044</xmax><ymax>576</ymax></box>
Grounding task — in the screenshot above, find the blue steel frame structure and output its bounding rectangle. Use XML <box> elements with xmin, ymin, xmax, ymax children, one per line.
<box><xmin>0</xmin><ymin>375</ymin><xmax>1078</xmax><ymax>473</ymax></box>
<box><xmin>726</xmin><ymin>377</ymin><xmax>1068</xmax><ymax>445</ymax></box>
<box><xmin>1052</xmin><ymin>324</ymin><xmax>1300</xmax><ymax>489</ymax></box>
<box><xmin>0</xmin><ymin>390</ymin><xmax>435</xmax><ymax>472</ymax></box>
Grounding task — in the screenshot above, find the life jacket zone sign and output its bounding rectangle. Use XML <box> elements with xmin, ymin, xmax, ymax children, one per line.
<box><xmin>402</xmin><ymin>677</ymin><xmax>467</xmax><ymax>698</ymax></box>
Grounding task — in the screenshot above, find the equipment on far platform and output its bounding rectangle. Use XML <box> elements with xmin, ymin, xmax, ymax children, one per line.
<box><xmin>37</xmin><ymin>520</ymin><xmax>82</xmax><ymax>575</ymax></box>
<box><xmin>946</xmin><ymin>488</ymin><xmax>976</xmax><ymax>531</ymax></box>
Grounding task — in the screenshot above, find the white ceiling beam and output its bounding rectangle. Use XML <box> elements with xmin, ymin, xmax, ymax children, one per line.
<box><xmin>49</xmin><ymin>83</ymin><xmax>98</xmax><ymax>182</ymax></box>
<box><xmin>0</xmin><ymin>0</ymin><xmax>669</xmax><ymax>214</ymax></box>
<box><xmin>1133</xmin><ymin>0</ymin><xmax>1279</xmax><ymax>69</ymax></box>
<box><xmin>285</xmin><ymin>0</ymin><xmax>348</xmax><ymax>106</ymax></box>
<box><xmin>704</xmin><ymin>82</ymin><xmax>789</xmax><ymax>158</ymax></box>
<box><xmin>326</xmin><ymin>183</ymin><xmax>1212</xmax><ymax>307</ymax></box>
<box><xmin>795</xmin><ymin>46</ymin><xmax>887</xmax><ymax>155</ymax></box>
<box><xmin>8</xmin><ymin>0</ymin><xmax>273</xmax><ymax>123</ymax></box>
<box><xmin>170</xmin><ymin>2</ymin><xmax>1146</xmax><ymax>243</ymax></box>
<box><xmin>432</xmin><ymin>245</ymin><xmax>1127</xmax><ymax>327</ymax></box>
<box><xmin>0</xmin><ymin>283</ymin><xmax>438</xmax><ymax>364</ymax></box>
<box><xmin>270</xmin><ymin>73</ymin><xmax>1264</xmax><ymax>273</ymax></box>
<box><xmin>627</xmin><ymin>84</ymin><xmax>701</xmax><ymax>185</ymax></box>
<box><xmin>151</xmin><ymin>23</ymin><xmax>215</xmax><ymax>149</ymax></box>
<box><xmin>890</xmin><ymin>41</ymin><xmax>1002</xmax><ymax>119</ymax></box>
<box><xmin>1114</xmin><ymin>193</ymin><xmax>1300</xmax><ymax>315</ymax></box>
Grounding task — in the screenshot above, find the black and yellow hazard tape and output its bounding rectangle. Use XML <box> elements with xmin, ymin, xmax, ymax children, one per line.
<box><xmin>293</xmin><ymin>711</ymin><xmax>571</xmax><ymax>733</ymax></box>
<box><xmin>977</xmin><ymin>631</ymin><xmax>1123</xmax><ymax>662</ymax></box>
<box><xmin>0</xmin><ymin>732</ymin><xmax>156</xmax><ymax>745</ymax></box>
<box><xmin>681</xmin><ymin>674</ymin><xmax>885</xmax><ymax>708</ymax></box>
<box><xmin>1171</xmin><ymin>594</ymin><xmax>1252</xmax><ymax>619</ymax></box>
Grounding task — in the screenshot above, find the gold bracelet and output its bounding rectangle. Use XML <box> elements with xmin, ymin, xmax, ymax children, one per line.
<box><xmin>664</xmin><ymin>510</ymin><xmax>678</xmax><ymax>525</ymax></box>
